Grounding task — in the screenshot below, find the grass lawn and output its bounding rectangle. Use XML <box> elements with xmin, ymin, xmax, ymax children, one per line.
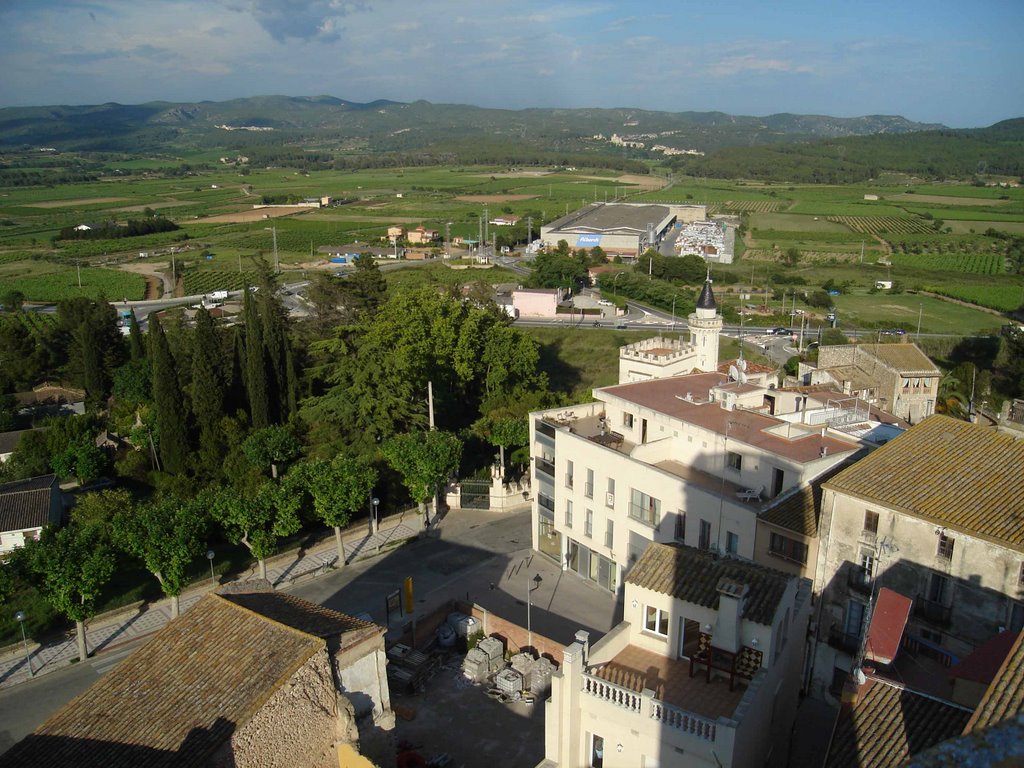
<box><xmin>830</xmin><ymin>291</ymin><xmax>1006</xmax><ymax>334</ymax></box>
<box><xmin>749</xmin><ymin>213</ymin><xmax>852</xmax><ymax>232</ymax></box>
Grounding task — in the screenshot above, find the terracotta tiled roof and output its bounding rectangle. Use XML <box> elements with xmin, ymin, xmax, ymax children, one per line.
<box><xmin>0</xmin><ymin>593</ymin><xmax>324</xmax><ymax>767</ymax></box>
<box><xmin>826</xmin><ymin>676</ymin><xmax>971</xmax><ymax>768</ymax></box>
<box><xmin>948</xmin><ymin>630</ymin><xmax>1018</xmax><ymax>685</ymax></box>
<box><xmin>760</xmin><ymin>462</ymin><xmax>852</xmax><ymax>538</ymax></box>
<box><xmin>220</xmin><ymin>588</ymin><xmax>379</xmax><ymax>640</ymax></box>
<box><xmin>0</xmin><ymin>474</ymin><xmax>59</xmax><ymax>533</ymax></box>
<box><xmin>716</xmin><ymin>359</ymin><xmax>777</xmax><ymax>375</ymax></box>
<box><xmin>964</xmin><ymin>631</ymin><xmax>1024</xmax><ymax>733</ymax></box>
<box><xmin>625</xmin><ymin>542</ymin><xmax>791</xmax><ymax>626</ymax></box>
<box><xmin>823</xmin><ymin>415</ymin><xmax>1024</xmax><ymax>550</ymax></box>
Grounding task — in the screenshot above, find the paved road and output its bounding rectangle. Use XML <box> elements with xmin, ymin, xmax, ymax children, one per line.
<box><xmin>0</xmin><ymin>507</ymin><xmax>621</xmax><ymax>756</ymax></box>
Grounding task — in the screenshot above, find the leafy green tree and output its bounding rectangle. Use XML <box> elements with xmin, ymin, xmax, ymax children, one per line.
<box><xmin>784</xmin><ymin>246</ymin><xmax>801</xmax><ymax>266</ymax></box>
<box><xmin>113</xmin><ymin>495</ymin><xmax>208</xmax><ymax>618</ymax></box>
<box><xmin>382</xmin><ymin>430</ymin><xmax>462</xmax><ymax>526</ymax></box>
<box><xmin>529</xmin><ymin>250</ymin><xmax>588</xmax><ymax>289</ymax></box>
<box><xmin>820</xmin><ymin>328</ymin><xmax>850</xmax><ymax>346</ymax></box>
<box><xmin>338</xmin><ymin>253</ymin><xmax>387</xmax><ymax>321</ymax></box>
<box><xmin>148</xmin><ymin>313</ymin><xmax>190</xmax><ymax>474</ymax></box>
<box><xmin>242</xmin><ymin>425</ymin><xmax>301</xmax><ymax>480</ymax></box>
<box><xmin>111</xmin><ymin>358</ymin><xmax>152</xmax><ymax>407</ymax></box>
<box><xmin>72</xmin><ymin>488</ymin><xmax>132</xmax><ymax>527</ymax></box>
<box><xmin>50</xmin><ymin>438</ymin><xmax>107</xmax><ymax>484</ymax></box>
<box><xmin>205</xmin><ymin>481</ymin><xmax>301</xmax><ymax>581</ymax></box>
<box><xmin>19</xmin><ymin>520</ymin><xmax>116</xmax><ymax>661</ymax></box>
<box><xmin>297</xmin><ymin>454</ymin><xmax>377</xmax><ymax>564</ymax></box>
<box><xmin>474</xmin><ymin>413</ymin><xmax>529</xmax><ymax>480</ymax></box>
<box><xmin>1</xmin><ymin>290</ymin><xmax>25</xmax><ymax>312</ymax></box>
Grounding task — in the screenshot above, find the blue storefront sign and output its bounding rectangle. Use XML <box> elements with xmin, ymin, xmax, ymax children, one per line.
<box><xmin>576</xmin><ymin>234</ymin><xmax>603</xmax><ymax>247</ymax></box>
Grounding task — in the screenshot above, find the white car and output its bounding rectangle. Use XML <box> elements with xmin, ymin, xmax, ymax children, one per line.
<box><xmin>598</xmin><ymin>300</ymin><xmax>613</xmax><ymax>306</ymax></box>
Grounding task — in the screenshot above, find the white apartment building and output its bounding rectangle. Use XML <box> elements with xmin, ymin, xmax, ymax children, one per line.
<box><xmin>529</xmin><ymin>370</ymin><xmax>865</xmax><ymax>594</ymax></box>
<box><xmin>538</xmin><ymin>542</ymin><xmax>811</xmax><ymax>768</ymax></box>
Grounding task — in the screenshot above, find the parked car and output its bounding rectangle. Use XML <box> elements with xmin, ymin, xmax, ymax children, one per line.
<box><xmin>771</xmin><ymin>327</ymin><xmax>790</xmax><ymax>336</ymax></box>
<box><xmin>879</xmin><ymin>328</ymin><xmax>906</xmax><ymax>336</ymax></box>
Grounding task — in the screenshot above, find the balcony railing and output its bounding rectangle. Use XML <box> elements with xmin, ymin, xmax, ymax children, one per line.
<box><xmin>847</xmin><ymin>567</ymin><xmax>872</xmax><ymax>595</ymax></box>
<box><xmin>538</xmin><ymin>494</ymin><xmax>555</xmax><ymax>513</ymax></box>
<box><xmin>827</xmin><ymin>628</ymin><xmax>860</xmax><ymax>655</ymax></box>
<box><xmin>535</xmin><ymin>419</ymin><xmax>556</xmax><ymax>439</ymax></box>
<box><xmin>915</xmin><ymin>595</ymin><xmax>952</xmax><ymax>627</ymax></box>
<box><xmin>534</xmin><ymin>457</ymin><xmax>555</xmax><ymax>479</ymax></box>
<box><xmin>580</xmin><ymin>672</ymin><xmax>718</xmax><ymax>743</ymax></box>
<box><xmin>628</xmin><ymin>503</ymin><xmax>659</xmax><ymax>527</ymax></box>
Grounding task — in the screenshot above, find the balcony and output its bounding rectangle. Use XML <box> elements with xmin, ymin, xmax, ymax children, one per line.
<box><xmin>534</xmin><ymin>457</ymin><xmax>555</xmax><ymax>479</ymax></box>
<box><xmin>535</xmin><ymin>419</ymin><xmax>556</xmax><ymax>439</ymax></box>
<box><xmin>628</xmin><ymin>503</ymin><xmax>659</xmax><ymax>527</ymax></box>
<box><xmin>847</xmin><ymin>567</ymin><xmax>872</xmax><ymax>596</ymax></box>
<box><xmin>827</xmin><ymin>628</ymin><xmax>860</xmax><ymax>655</ymax></box>
<box><xmin>914</xmin><ymin>596</ymin><xmax>952</xmax><ymax>627</ymax></box>
<box><xmin>581</xmin><ymin>645</ymin><xmax>745</xmax><ymax>745</ymax></box>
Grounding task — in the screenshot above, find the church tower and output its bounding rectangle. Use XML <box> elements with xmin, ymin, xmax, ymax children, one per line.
<box><xmin>688</xmin><ymin>273</ymin><xmax>723</xmax><ymax>372</ymax></box>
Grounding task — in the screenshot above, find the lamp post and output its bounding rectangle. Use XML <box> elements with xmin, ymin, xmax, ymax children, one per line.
<box><xmin>14</xmin><ymin>610</ymin><xmax>32</xmax><ymax>677</ymax></box>
<box><xmin>372</xmin><ymin>497</ymin><xmax>380</xmax><ymax>536</ymax></box>
<box><xmin>527</xmin><ymin>573</ymin><xmax>543</xmax><ymax>650</ymax></box>
<box><xmin>612</xmin><ymin>271</ymin><xmax>623</xmax><ymax>299</ymax></box>
<box><xmin>671</xmin><ymin>295</ymin><xmax>678</xmax><ymax>331</ymax></box>
<box><xmin>206</xmin><ymin>549</ymin><xmax>216</xmax><ymax>587</ymax></box>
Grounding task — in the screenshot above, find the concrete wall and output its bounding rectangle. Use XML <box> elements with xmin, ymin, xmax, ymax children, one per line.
<box><xmin>810</xmin><ymin>485</ymin><xmax>1024</xmax><ymax>698</ymax></box>
<box><xmin>514</xmin><ymin>290</ymin><xmax>561</xmax><ymax>318</ymax></box>
<box><xmin>753</xmin><ymin>519</ymin><xmax>820</xmax><ymax>583</ymax></box>
<box><xmin>219</xmin><ymin>650</ymin><xmax>353</xmax><ymax>768</ymax></box>
<box><xmin>335</xmin><ymin>633</ymin><xmax>393</xmax><ymax>729</ymax></box>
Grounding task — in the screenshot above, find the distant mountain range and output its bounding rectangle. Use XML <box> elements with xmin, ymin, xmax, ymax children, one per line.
<box><xmin>0</xmin><ymin>95</ymin><xmax>950</xmax><ymax>153</ymax></box>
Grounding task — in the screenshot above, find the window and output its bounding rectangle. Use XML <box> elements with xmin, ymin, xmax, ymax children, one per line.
<box><xmin>622</xmin><ymin>412</ymin><xmax>634</xmax><ymax>429</ymax></box>
<box><xmin>860</xmin><ymin>551</ymin><xmax>875</xmax><ymax>578</ymax></box>
<box><xmin>768</xmin><ymin>532</ymin><xmax>807</xmax><ymax>564</ymax></box>
<box><xmin>538</xmin><ymin>493</ymin><xmax>555</xmax><ymax>515</ymax></box>
<box><xmin>726</xmin><ymin>451</ymin><xmax>742</xmax><ymax>471</ymax></box>
<box><xmin>585</xmin><ymin>468</ymin><xmax>594</xmax><ymax>499</ymax></box>
<box><xmin>844</xmin><ymin>600</ymin><xmax>866</xmax><ymax>639</ymax></box>
<box><xmin>1010</xmin><ymin>602</ymin><xmax>1024</xmax><ymax>633</ymax></box>
<box><xmin>863</xmin><ymin>510</ymin><xmax>879</xmax><ymax>537</ymax></box>
<box><xmin>606</xmin><ymin>477</ymin><xmax>615</xmax><ymax>507</ymax></box>
<box><xmin>675</xmin><ymin>512</ymin><xmax>686</xmax><ymax>542</ymax></box>
<box><xmin>605</xmin><ymin>519</ymin><xmax>614</xmax><ymax>549</ymax></box>
<box><xmin>725</xmin><ymin>531</ymin><xmax>739</xmax><ymax>555</ymax></box>
<box><xmin>699</xmin><ymin>519</ymin><xmax>712</xmax><ymax>551</ymax></box>
<box><xmin>565</xmin><ymin>499</ymin><xmax>573</xmax><ymax>528</ymax></box>
<box><xmin>771</xmin><ymin>467</ymin><xmax>785</xmax><ymax>498</ymax></box>
<box><xmin>590</xmin><ymin>734</ymin><xmax>605</xmax><ymax>768</ymax></box>
<box><xmin>629</xmin><ymin>489</ymin><xmax>661</xmax><ymax>526</ymax></box>
<box><xmin>585</xmin><ymin>509</ymin><xmax>593</xmax><ymax>538</ymax></box>
<box><xmin>645</xmin><ymin>606</ymin><xmax>669</xmax><ymax>636</ymax></box>
<box><xmin>927</xmin><ymin>572</ymin><xmax>949</xmax><ymax>604</ymax></box>
<box><xmin>565</xmin><ymin>460</ymin><xmax>574</xmax><ymax>489</ymax></box>
<box><xmin>937</xmin><ymin>532</ymin><xmax>955</xmax><ymax>561</ymax></box>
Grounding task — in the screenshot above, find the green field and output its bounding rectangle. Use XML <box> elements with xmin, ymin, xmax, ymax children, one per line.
<box><xmin>0</xmin><ymin>265</ymin><xmax>145</xmax><ymax>301</ymax></box>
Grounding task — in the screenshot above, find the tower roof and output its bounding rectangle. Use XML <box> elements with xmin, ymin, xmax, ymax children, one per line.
<box><xmin>696</xmin><ymin>278</ymin><xmax>716</xmax><ymax>310</ymax></box>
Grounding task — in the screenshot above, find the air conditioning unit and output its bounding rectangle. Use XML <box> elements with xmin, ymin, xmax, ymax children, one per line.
<box><xmin>606</xmin><ymin>492</ymin><xmax>615</xmax><ymax>507</ymax></box>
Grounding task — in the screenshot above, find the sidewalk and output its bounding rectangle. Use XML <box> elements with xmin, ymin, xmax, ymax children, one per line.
<box><xmin>0</xmin><ymin>509</ymin><xmax>426</xmax><ymax>690</ymax></box>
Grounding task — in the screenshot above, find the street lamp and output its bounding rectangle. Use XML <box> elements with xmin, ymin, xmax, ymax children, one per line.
<box><xmin>671</xmin><ymin>295</ymin><xmax>679</xmax><ymax>331</ymax></box>
<box><xmin>372</xmin><ymin>497</ymin><xmax>380</xmax><ymax>536</ymax></box>
<box><xmin>612</xmin><ymin>271</ymin><xmax>623</xmax><ymax>298</ymax></box>
<box><xmin>14</xmin><ymin>610</ymin><xmax>32</xmax><ymax>677</ymax></box>
<box><xmin>527</xmin><ymin>573</ymin><xmax>543</xmax><ymax>650</ymax></box>
<box><xmin>206</xmin><ymin>549</ymin><xmax>216</xmax><ymax>587</ymax></box>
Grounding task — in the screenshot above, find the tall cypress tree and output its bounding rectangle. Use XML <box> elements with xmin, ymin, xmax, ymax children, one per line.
<box><xmin>228</xmin><ymin>326</ymin><xmax>247</xmax><ymax>415</ymax></box>
<box><xmin>190</xmin><ymin>308</ymin><xmax>226</xmax><ymax>473</ymax></box>
<box><xmin>148</xmin><ymin>313</ymin><xmax>189</xmax><ymax>474</ymax></box>
<box><xmin>243</xmin><ymin>290</ymin><xmax>270</xmax><ymax>429</ymax></box>
<box><xmin>128</xmin><ymin>310</ymin><xmax>145</xmax><ymax>362</ymax></box>
<box><xmin>79</xmin><ymin>319</ymin><xmax>109</xmax><ymax>412</ymax></box>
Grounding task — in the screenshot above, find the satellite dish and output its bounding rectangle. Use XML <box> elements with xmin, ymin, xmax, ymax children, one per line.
<box><xmin>737</xmin><ymin>369</ymin><xmax>748</xmax><ymax>384</ymax></box>
<box><xmin>728</xmin><ymin>365</ymin><xmax>739</xmax><ymax>382</ymax></box>
<box><xmin>737</xmin><ymin>358</ymin><xmax>747</xmax><ymax>372</ymax></box>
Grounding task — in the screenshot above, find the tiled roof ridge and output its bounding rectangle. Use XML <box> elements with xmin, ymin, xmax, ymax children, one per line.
<box><xmin>199</xmin><ymin>594</ymin><xmax>327</xmax><ymax>736</ymax></box>
<box><xmin>964</xmin><ymin>630</ymin><xmax>1024</xmax><ymax>733</ymax></box>
<box><xmin>864</xmin><ymin>671</ymin><xmax>972</xmax><ymax>713</ymax></box>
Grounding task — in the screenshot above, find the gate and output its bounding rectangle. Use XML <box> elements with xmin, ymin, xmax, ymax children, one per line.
<box><xmin>459</xmin><ymin>478</ymin><xmax>491</xmax><ymax>509</ymax></box>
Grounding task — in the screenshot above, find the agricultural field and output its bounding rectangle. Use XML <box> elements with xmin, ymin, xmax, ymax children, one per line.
<box><xmin>749</xmin><ymin>213</ymin><xmax>852</xmax><ymax>233</ymax></box>
<box><xmin>828</xmin><ymin>291</ymin><xmax>1007</xmax><ymax>335</ymax></box>
<box><xmin>182</xmin><ymin>269</ymin><xmax>262</xmax><ymax>295</ymax></box>
<box><xmin>707</xmin><ymin>200</ymin><xmax>786</xmax><ymax>214</ymax></box>
<box><xmin>826</xmin><ymin>215</ymin><xmax>937</xmax><ymax>235</ymax></box>
<box><xmin>922</xmin><ymin>284</ymin><xmax>1024</xmax><ymax>313</ymax></box>
<box><xmin>890</xmin><ymin>251</ymin><xmax>1004</xmax><ymax>275</ymax></box>
<box><xmin>0</xmin><ymin>265</ymin><xmax>145</xmax><ymax>302</ymax></box>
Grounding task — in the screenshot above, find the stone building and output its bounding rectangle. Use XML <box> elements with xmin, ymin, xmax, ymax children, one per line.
<box><xmin>809</xmin><ymin>415</ymin><xmax>1024</xmax><ymax>702</ymax></box>
<box><xmin>537</xmin><ymin>543</ymin><xmax>811</xmax><ymax>768</ymax></box>
<box><xmin>0</xmin><ymin>584</ymin><xmax>392</xmax><ymax>767</ymax></box>
<box><xmin>806</xmin><ymin>343</ymin><xmax>939</xmax><ymax>424</ymax></box>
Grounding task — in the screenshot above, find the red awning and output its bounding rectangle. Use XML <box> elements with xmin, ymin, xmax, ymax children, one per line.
<box><xmin>864</xmin><ymin>588</ymin><xmax>913</xmax><ymax>665</ymax></box>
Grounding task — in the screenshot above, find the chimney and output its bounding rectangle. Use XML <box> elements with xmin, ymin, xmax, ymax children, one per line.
<box><xmin>713</xmin><ymin>578</ymin><xmax>749</xmax><ymax>654</ymax></box>
<box><xmin>820</xmin><ymin>446</ymin><xmax>828</xmax><ymax>457</ymax></box>
<box><xmin>575</xmin><ymin>630</ymin><xmax>590</xmax><ymax>664</ymax></box>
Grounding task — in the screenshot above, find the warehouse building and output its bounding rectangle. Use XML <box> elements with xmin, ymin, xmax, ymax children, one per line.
<box><xmin>540</xmin><ymin>202</ymin><xmax>706</xmax><ymax>259</ymax></box>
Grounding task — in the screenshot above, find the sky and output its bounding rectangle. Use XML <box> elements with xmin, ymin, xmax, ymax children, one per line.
<box><xmin>0</xmin><ymin>0</ymin><xmax>1021</xmax><ymax>128</ymax></box>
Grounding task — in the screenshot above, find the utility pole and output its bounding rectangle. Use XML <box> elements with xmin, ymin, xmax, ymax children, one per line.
<box><xmin>527</xmin><ymin>216</ymin><xmax>533</xmax><ymax>247</ymax></box>
<box><xmin>478</xmin><ymin>215</ymin><xmax>483</xmax><ymax>253</ymax></box>
<box><xmin>76</xmin><ymin>260</ymin><xmax>82</xmax><ymax>288</ymax></box>
<box><xmin>445</xmin><ymin>221</ymin><xmax>451</xmax><ymax>258</ymax></box>
<box><xmin>483</xmin><ymin>207</ymin><xmax>489</xmax><ymax>246</ymax></box>
<box><xmin>272</xmin><ymin>226</ymin><xmax>279</xmax><ymax>274</ymax></box>
<box><xmin>916</xmin><ymin>304</ymin><xmax>923</xmax><ymax>340</ymax></box>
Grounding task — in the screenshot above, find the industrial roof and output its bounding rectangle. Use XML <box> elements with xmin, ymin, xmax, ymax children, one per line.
<box><xmin>544</xmin><ymin>203</ymin><xmax>671</xmax><ymax>234</ymax></box>
<box><xmin>823</xmin><ymin>415</ymin><xmax>1024</xmax><ymax>550</ymax></box>
<box><xmin>856</xmin><ymin>343</ymin><xmax>940</xmax><ymax>374</ymax></box>
<box><xmin>0</xmin><ymin>592</ymin><xmax>338</xmax><ymax>767</ymax></box>
<box><xmin>0</xmin><ymin>474</ymin><xmax>59</xmax><ymax>533</ymax></box>
<box><xmin>626</xmin><ymin>542</ymin><xmax>792</xmax><ymax>626</ymax></box>
<box><xmin>826</xmin><ymin>676</ymin><xmax>972</xmax><ymax>768</ymax></box>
